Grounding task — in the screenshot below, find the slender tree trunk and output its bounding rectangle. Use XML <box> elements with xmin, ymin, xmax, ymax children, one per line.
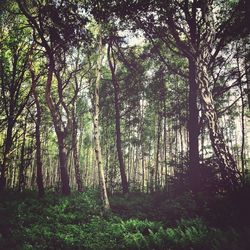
<box><xmin>127</xmin><ymin>116</ymin><xmax>131</xmax><ymax>184</ymax></box>
<box><xmin>141</xmin><ymin>123</ymin><xmax>145</xmax><ymax>192</ymax></box>
<box><xmin>107</xmin><ymin>41</ymin><xmax>129</xmax><ymax>194</ymax></box>
<box><xmin>105</xmin><ymin>140</ymin><xmax>109</xmax><ymax>187</ymax></box>
<box><xmin>30</xmin><ymin>65</ymin><xmax>44</xmax><ymax>197</ymax></box>
<box><xmin>0</xmin><ymin>118</ymin><xmax>14</xmax><ymax>191</ymax></box>
<box><xmin>174</xmin><ymin>118</ymin><xmax>178</xmax><ymax>169</ymax></box>
<box><xmin>68</xmin><ymin>151</ymin><xmax>74</xmax><ymax>188</ymax></box>
<box><xmin>18</xmin><ymin>119</ymin><xmax>27</xmax><ymax>192</ymax></box>
<box><xmin>134</xmin><ymin>142</ymin><xmax>139</xmax><ymax>187</ymax></box>
<box><xmin>93</xmin><ymin>25</ymin><xmax>110</xmax><ymax>211</ymax></box>
<box><xmin>72</xmin><ymin>109</ymin><xmax>83</xmax><ymax>192</ymax></box>
<box><xmin>236</xmin><ymin>50</ymin><xmax>246</xmax><ymax>183</ymax></box>
<box><xmin>244</xmin><ymin>42</ymin><xmax>250</xmax><ymax>108</ymax></box>
<box><xmin>85</xmin><ymin>147</ymin><xmax>90</xmax><ymax>187</ymax></box>
<box><xmin>155</xmin><ymin>110</ymin><xmax>161</xmax><ymax>191</ymax></box>
<box><xmin>179</xmin><ymin>126</ymin><xmax>184</xmax><ymax>162</ymax></box>
<box><xmin>163</xmin><ymin>102</ymin><xmax>168</xmax><ymax>189</ymax></box>
<box><xmin>201</xmin><ymin>123</ymin><xmax>205</xmax><ymax>165</ymax></box>
<box><xmin>142</xmin><ymin>148</ymin><xmax>145</xmax><ymax>192</ymax></box>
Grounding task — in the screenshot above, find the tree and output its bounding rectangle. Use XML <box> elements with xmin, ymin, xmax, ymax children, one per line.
<box><xmin>92</xmin><ymin>24</ymin><xmax>110</xmax><ymax>211</ymax></box>
<box><xmin>0</xmin><ymin>8</ymin><xmax>32</xmax><ymax>190</ymax></box>
<box><xmin>29</xmin><ymin>57</ymin><xmax>45</xmax><ymax>197</ymax></box>
<box><xmin>127</xmin><ymin>0</ymin><xmax>244</xmax><ymax>191</ymax></box>
<box><xmin>0</xmin><ymin>0</ymin><xmax>247</xmax><ymax>195</ymax></box>
<box><xmin>17</xmin><ymin>0</ymin><xmax>87</xmax><ymax>194</ymax></box>
<box><xmin>107</xmin><ymin>36</ymin><xmax>129</xmax><ymax>194</ymax></box>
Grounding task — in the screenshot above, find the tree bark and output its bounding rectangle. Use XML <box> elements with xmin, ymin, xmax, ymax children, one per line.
<box><xmin>57</xmin><ymin>134</ymin><xmax>70</xmax><ymax>195</ymax></box>
<box><xmin>34</xmin><ymin>94</ymin><xmax>44</xmax><ymax>197</ymax></box>
<box><xmin>0</xmin><ymin>118</ymin><xmax>14</xmax><ymax>191</ymax></box>
<box><xmin>199</xmin><ymin>0</ymin><xmax>241</xmax><ymax>191</ymax></box>
<box><xmin>163</xmin><ymin>101</ymin><xmax>168</xmax><ymax>189</ymax></box>
<box><xmin>188</xmin><ymin>58</ymin><xmax>201</xmax><ymax>192</ymax></box>
<box><xmin>155</xmin><ymin>110</ymin><xmax>161</xmax><ymax>191</ymax></box>
<box><xmin>93</xmin><ymin>25</ymin><xmax>110</xmax><ymax>211</ymax></box>
<box><xmin>30</xmin><ymin>62</ymin><xmax>45</xmax><ymax>197</ymax></box>
<box><xmin>236</xmin><ymin>49</ymin><xmax>246</xmax><ymax>183</ymax></box>
<box><xmin>197</xmin><ymin>55</ymin><xmax>241</xmax><ymax>191</ymax></box>
<box><xmin>72</xmin><ymin>109</ymin><xmax>83</xmax><ymax>192</ymax></box>
<box><xmin>197</xmin><ymin>50</ymin><xmax>240</xmax><ymax>191</ymax></box>
<box><xmin>18</xmin><ymin>118</ymin><xmax>27</xmax><ymax>192</ymax></box>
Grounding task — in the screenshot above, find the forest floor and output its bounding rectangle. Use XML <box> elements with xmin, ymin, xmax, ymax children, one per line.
<box><xmin>0</xmin><ymin>188</ymin><xmax>250</xmax><ymax>250</ymax></box>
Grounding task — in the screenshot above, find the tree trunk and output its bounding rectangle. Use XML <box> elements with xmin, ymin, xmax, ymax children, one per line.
<box><xmin>236</xmin><ymin>49</ymin><xmax>246</xmax><ymax>183</ymax></box>
<box><xmin>197</xmin><ymin>55</ymin><xmax>241</xmax><ymax>191</ymax></box>
<box><xmin>188</xmin><ymin>59</ymin><xmax>201</xmax><ymax>192</ymax></box>
<box><xmin>244</xmin><ymin>41</ymin><xmax>250</xmax><ymax>108</ymax></box>
<box><xmin>93</xmin><ymin>25</ymin><xmax>110</xmax><ymax>211</ymax></box>
<box><xmin>18</xmin><ymin>119</ymin><xmax>27</xmax><ymax>192</ymax></box>
<box><xmin>57</xmin><ymin>134</ymin><xmax>70</xmax><ymax>195</ymax></box>
<box><xmin>35</xmin><ymin>120</ymin><xmax>44</xmax><ymax>197</ymax></box>
<box><xmin>30</xmin><ymin>64</ymin><xmax>45</xmax><ymax>197</ymax></box>
<box><xmin>155</xmin><ymin>110</ymin><xmax>161</xmax><ymax>191</ymax></box>
<box><xmin>0</xmin><ymin>118</ymin><xmax>14</xmax><ymax>191</ymax></box>
<box><xmin>45</xmin><ymin>61</ymin><xmax>71</xmax><ymax>195</ymax></box>
<box><xmin>107</xmin><ymin>41</ymin><xmax>129</xmax><ymax>194</ymax></box>
<box><xmin>72</xmin><ymin>109</ymin><xmax>83</xmax><ymax>192</ymax></box>
<box><xmin>163</xmin><ymin>102</ymin><xmax>168</xmax><ymax>189</ymax></box>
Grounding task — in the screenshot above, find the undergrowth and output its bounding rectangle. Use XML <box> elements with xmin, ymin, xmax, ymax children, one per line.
<box><xmin>0</xmin><ymin>189</ymin><xmax>250</xmax><ymax>249</ymax></box>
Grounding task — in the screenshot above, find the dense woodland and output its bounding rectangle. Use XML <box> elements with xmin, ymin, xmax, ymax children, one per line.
<box><xmin>0</xmin><ymin>0</ymin><xmax>250</xmax><ymax>249</ymax></box>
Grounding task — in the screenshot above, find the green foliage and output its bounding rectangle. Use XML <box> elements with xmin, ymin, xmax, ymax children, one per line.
<box><xmin>110</xmin><ymin>193</ymin><xmax>154</xmax><ymax>219</ymax></box>
<box><xmin>1</xmin><ymin>190</ymin><xmax>250</xmax><ymax>249</ymax></box>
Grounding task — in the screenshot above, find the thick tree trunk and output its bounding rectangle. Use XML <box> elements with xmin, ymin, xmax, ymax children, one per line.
<box><xmin>197</xmin><ymin>56</ymin><xmax>241</xmax><ymax>191</ymax></box>
<box><xmin>57</xmin><ymin>135</ymin><xmax>70</xmax><ymax>195</ymax></box>
<box><xmin>93</xmin><ymin>26</ymin><xmax>110</xmax><ymax>211</ymax></box>
<box><xmin>45</xmin><ymin>63</ymin><xmax>71</xmax><ymax>195</ymax></box>
<box><xmin>108</xmin><ymin>42</ymin><xmax>129</xmax><ymax>194</ymax></box>
<box><xmin>188</xmin><ymin>59</ymin><xmax>201</xmax><ymax>192</ymax></box>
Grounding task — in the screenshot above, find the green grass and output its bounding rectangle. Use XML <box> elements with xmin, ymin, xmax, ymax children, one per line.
<box><xmin>0</xmin><ymin>189</ymin><xmax>250</xmax><ymax>249</ymax></box>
